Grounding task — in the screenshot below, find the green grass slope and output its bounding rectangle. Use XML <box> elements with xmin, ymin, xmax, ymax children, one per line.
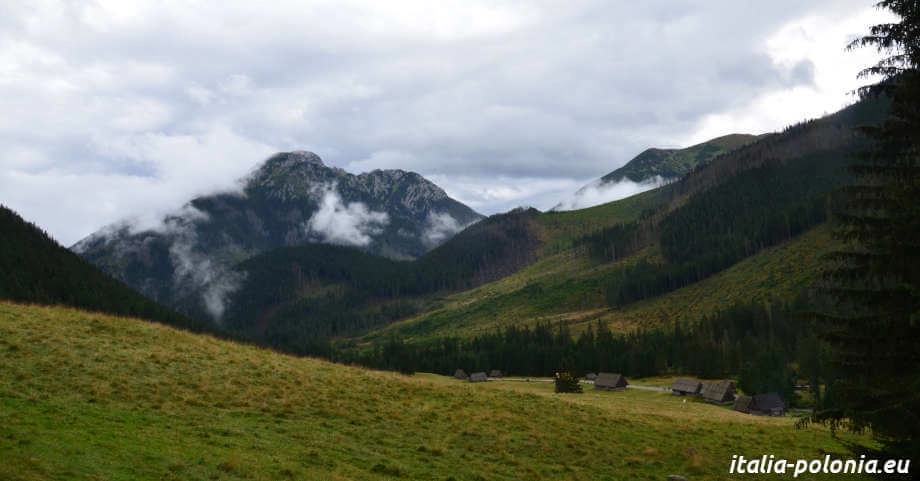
<box><xmin>0</xmin><ymin>302</ymin><xmax>873</xmax><ymax>480</ymax></box>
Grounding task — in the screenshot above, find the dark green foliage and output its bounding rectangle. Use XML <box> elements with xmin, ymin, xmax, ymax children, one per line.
<box><xmin>659</xmin><ymin>152</ymin><xmax>848</xmax><ymax>264</ymax></box>
<box><xmin>737</xmin><ymin>350</ymin><xmax>795</xmax><ymax>402</ymax></box>
<box><xmin>0</xmin><ymin>205</ymin><xmax>207</xmax><ymax>332</ymax></box>
<box><xmin>554</xmin><ymin>371</ymin><xmax>583</xmax><ymax>393</ymax></box>
<box><xmin>579</xmin><ymin>220</ymin><xmax>649</xmax><ymax>262</ymax></box>
<box><xmin>812</xmin><ymin>2</ymin><xmax>920</xmax><ymax>457</ymax></box>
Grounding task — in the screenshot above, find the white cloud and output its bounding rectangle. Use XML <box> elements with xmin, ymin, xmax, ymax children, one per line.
<box><xmin>680</xmin><ymin>5</ymin><xmax>897</xmax><ymax>146</ymax></box>
<box><xmin>305</xmin><ymin>184</ymin><xmax>389</xmax><ymax>247</ymax></box>
<box><xmin>426</xmin><ymin>174</ymin><xmax>588</xmax><ymax>214</ymax></box>
<box><xmin>156</xmin><ymin>207</ymin><xmax>243</xmax><ymax>322</ymax></box>
<box><xmin>0</xmin><ymin>128</ymin><xmax>274</xmax><ymax>246</ymax></box>
<box><xmin>422</xmin><ymin>211</ymin><xmax>475</xmax><ymax>248</ymax></box>
<box><xmin>553</xmin><ymin>177</ymin><xmax>666</xmax><ymax>212</ymax></box>
<box><xmin>167</xmin><ymin>224</ymin><xmax>243</xmax><ymax>322</ymax></box>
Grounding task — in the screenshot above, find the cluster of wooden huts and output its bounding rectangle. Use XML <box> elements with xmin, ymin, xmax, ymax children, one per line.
<box><xmin>452</xmin><ymin>370</ymin><xmax>785</xmax><ymax>416</ymax></box>
<box><xmin>454</xmin><ymin>369</ymin><xmax>502</xmax><ymax>382</ymax></box>
<box><xmin>670</xmin><ymin>378</ymin><xmax>786</xmax><ymax>416</ymax></box>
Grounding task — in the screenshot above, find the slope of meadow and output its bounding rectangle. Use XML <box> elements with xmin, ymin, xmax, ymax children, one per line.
<box><xmin>0</xmin><ymin>302</ymin><xmax>873</xmax><ymax>481</ymax></box>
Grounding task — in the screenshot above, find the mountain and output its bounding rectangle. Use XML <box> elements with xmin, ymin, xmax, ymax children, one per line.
<box><xmin>601</xmin><ymin>133</ymin><xmax>761</xmax><ymax>184</ymax></box>
<box><xmin>0</xmin><ymin>205</ymin><xmax>205</xmax><ymax>332</ymax></box>
<box><xmin>554</xmin><ymin>133</ymin><xmax>761</xmax><ymax>211</ymax></box>
<box><xmin>72</xmin><ymin>151</ymin><xmax>483</xmax><ymax>320</ymax></box>
<box><xmin>132</xmin><ymin>95</ymin><xmax>890</xmax><ymax>362</ymax></box>
<box><xmin>181</xmin><ymin>207</ymin><xmax>543</xmax><ymax>354</ymax></box>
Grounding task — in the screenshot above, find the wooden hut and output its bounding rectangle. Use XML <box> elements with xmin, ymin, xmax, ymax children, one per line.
<box><xmin>594</xmin><ymin>372</ymin><xmax>628</xmax><ymax>391</ymax></box>
<box><xmin>584</xmin><ymin>372</ymin><xmax>598</xmax><ymax>381</ymax></box>
<box><xmin>701</xmin><ymin>380</ymin><xmax>736</xmax><ymax>404</ymax></box>
<box><xmin>733</xmin><ymin>395</ymin><xmax>753</xmax><ymax>414</ymax></box>
<box><xmin>488</xmin><ymin>369</ymin><xmax>503</xmax><ymax>379</ymax></box>
<box><xmin>751</xmin><ymin>393</ymin><xmax>786</xmax><ymax>416</ymax></box>
<box><xmin>733</xmin><ymin>393</ymin><xmax>786</xmax><ymax>416</ymax></box>
<box><xmin>469</xmin><ymin>372</ymin><xmax>488</xmax><ymax>383</ymax></box>
<box><xmin>671</xmin><ymin>378</ymin><xmax>702</xmax><ymax>396</ymax></box>
<box><xmin>454</xmin><ymin>369</ymin><xmax>468</xmax><ymax>380</ymax></box>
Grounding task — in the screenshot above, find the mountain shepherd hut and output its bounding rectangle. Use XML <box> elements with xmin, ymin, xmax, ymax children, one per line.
<box><xmin>594</xmin><ymin>373</ymin><xmax>628</xmax><ymax>391</ymax></box>
<box><xmin>701</xmin><ymin>380</ymin><xmax>736</xmax><ymax>404</ymax></box>
<box><xmin>671</xmin><ymin>378</ymin><xmax>702</xmax><ymax>396</ymax></box>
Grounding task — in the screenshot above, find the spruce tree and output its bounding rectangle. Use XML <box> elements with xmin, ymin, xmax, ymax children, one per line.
<box><xmin>811</xmin><ymin>0</ymin><xmax>920</xmax><ymax>457</ymax></box>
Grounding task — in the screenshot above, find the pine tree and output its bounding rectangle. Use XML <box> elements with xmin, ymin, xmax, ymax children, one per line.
<box><xmin>811</xmin><ymin>0</ymin><xmax>920</xmax><ymax>457</ymax></box>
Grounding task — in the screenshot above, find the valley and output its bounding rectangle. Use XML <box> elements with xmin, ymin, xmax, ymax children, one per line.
<box><xmin>0</xmin><ymin>302</ymin><xmax>875</xmax><ymax>481</ymax></box>
<box><xmin>3</xmin><ymin>2</ymin><xmax>919</xmax><ymax>478</ymax></box>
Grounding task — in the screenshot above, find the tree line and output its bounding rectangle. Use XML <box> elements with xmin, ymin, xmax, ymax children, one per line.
<box><xmin>344</xmin><ymin>297</ymin><xmax>819</xmax><ymax>404</ymax></box>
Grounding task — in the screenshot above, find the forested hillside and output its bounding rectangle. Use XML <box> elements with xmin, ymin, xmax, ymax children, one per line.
<box><xmin>184</xmin><ymin>208</ymin><xmax>544</xmax><ymax>355</ymax></box>
<box><xmin>349</xmin><ymin>93</ymin><xmax>890</xmax><ymax>373</ymax></box>
<box><xmin>0</xmin><ymin>205</ymin><xmax>206</xmax><ymax>332</ymax></box>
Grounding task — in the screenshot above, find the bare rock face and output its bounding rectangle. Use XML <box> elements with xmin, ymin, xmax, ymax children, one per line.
<box><xmin>73</xmin><ymin>151</ymin><xmax>483</xmax><ymax>320</ymax></box>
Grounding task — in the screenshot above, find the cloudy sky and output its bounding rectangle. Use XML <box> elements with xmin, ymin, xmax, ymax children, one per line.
<box><xmin>0</xmin><ymin>0</ymin><xmax>893</xmax><ymax>245</ymax></box>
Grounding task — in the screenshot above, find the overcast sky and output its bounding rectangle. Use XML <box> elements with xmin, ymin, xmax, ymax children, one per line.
<box><xmin>0</xmin><ymin>0</ymin><xmax>893</xmax><ymax>245</ymax></box>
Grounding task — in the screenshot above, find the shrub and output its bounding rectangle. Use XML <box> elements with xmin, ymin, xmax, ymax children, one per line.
<box><xmin>554</xmin><ymin>371</ymin><xmax>583</xmax><ymax>394</ymax></box>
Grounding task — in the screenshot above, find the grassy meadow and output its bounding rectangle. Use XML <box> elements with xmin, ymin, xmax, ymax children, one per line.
<box><xmin>0</xmin><ymin>301</ymin><xmax>875</xmax><ymax>480</ymax></box>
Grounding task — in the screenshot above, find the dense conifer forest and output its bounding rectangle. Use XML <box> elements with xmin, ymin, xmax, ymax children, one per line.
<box><xmin>350</xmin><ymin>297</ymin><xmax>816</xmax><ymax>405</ymax></box>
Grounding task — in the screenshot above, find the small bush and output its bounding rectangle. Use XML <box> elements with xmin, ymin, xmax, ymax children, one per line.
<box><xmin>554</xmin><ymin>371</ymin><xmax>583</xmax><ymax>393</ymax></box>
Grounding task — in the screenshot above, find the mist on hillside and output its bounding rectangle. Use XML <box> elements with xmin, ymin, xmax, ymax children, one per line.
<box><xmin>553</xmin><ymin>176</ymin><xmax>666</xmax><ymax>211</ymax></box>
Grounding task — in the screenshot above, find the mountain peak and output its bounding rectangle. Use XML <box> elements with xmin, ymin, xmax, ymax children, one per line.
<box><xmin>245</xmin><ymin>150</ymin><xmax>344</xmax><ymax>199</ymax></box>
<box><xmin>263</xmin><ymin>150</ymin><xmax>325</xmax><ymax>169</ymax></box>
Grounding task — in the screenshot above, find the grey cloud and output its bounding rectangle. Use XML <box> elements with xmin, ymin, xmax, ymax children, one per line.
<box><xmin>0</xmin><ymin>0</ymin><xmax>879</xmax><ymax>242</ymax></box>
